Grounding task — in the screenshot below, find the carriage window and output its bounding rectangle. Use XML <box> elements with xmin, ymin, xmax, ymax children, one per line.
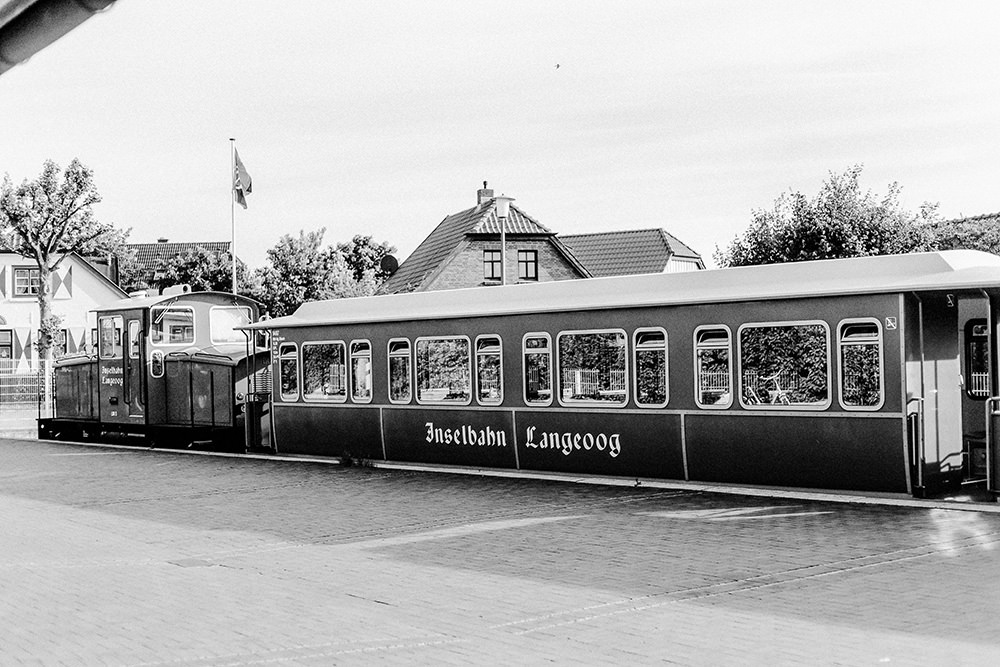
<box><xmin>839</xmin><ymin>320</ymin><xmax>884</xmax><ymax>409</ymax></box>
<box><xmin>388</xmin><ymin>338</ymin><xmax>412</xmax><ymax>404</ymax></box>
<box><xmin>302</xmin><ymin>342</ymin><xmax>346</xmax><ymax>401</ymax></box>
<box><xmin>523</xmin><ymin>333</ymin><xmax>552</xmax><ymax>406</ymax></box>
<box><xmin>476</xmin><ymin>336</ymin><xmax>503</xmax><ymax>405</ymax></box>
<box><xmin>416</xmin><ymin>337</ymin><xmax>471</xmax><ymax>404</ymax></box>
<box><xmin>278</xmin><ymin>343</ymin><xmax>299</xmax><ymax>401</ymax></box>
<box><xmin>211</xmin><ymin>306</ymin><xmax>252</xmax><ymax>344</ymax></box>
<box><xmin>150</xmin><ymin>307</ymin><xmax>194</xmax><ymax>345</ymax></box>
<box><xmin>695</xmin><ymin>326</ymin><xmax>732</xmax><ymax>408</ymax></box>
<box><xmin>99</xmin><ymin>316</ymin><xmax>123</xmax><ymax>359</ymax></box>
<box><xmin>350</xmin><ymin>340</ymin><xmax>372</xmax><ymax>403</ymax></box>
<box><xmin>557</xmin><ymin>329</ymin><xmax>627</xmax><ymax>406</ymax></box>
<box><xmin>634</xmin><ymin>328</ymin><xmax>667</xmax><ymax>407</ymax></box>
<box><xmin>965</xmin><ymin>319</ymin><xmax>990</xmax><ymax>400</ymax></box>
<box><xmin>739</xmin><ymin>321</ymin><xmax>830</xmax><ymax>409</ymax></box>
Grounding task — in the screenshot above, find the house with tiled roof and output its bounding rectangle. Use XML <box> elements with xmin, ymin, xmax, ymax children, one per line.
<box><xmin>127</xmin><ymin>239</ymin><xmax>232</xmax><ymax>287</ymax></box>
<box><xmin>378</xmin><ymin>184</ymin><xmax>591</xmax><ymax>294</ymax></box>
<box><xmin>559</xmin><ymin>229</ymin><xmax>705</xmax><ymax>277</ymax></box>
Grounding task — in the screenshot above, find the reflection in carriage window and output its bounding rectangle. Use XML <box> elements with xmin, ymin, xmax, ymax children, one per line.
<box><xmin>99</xmin><ymin>316</ymin><xmax>123</xmax><ymax>359</ymax></box>
<box><xmin>388</xmin><ymin>339</ymin><xmax>411</xmax><ymax>403</ymax></box>
<box><xmin>523</xmin><ymin>334</ymin><xmax>552</xmax><ymax>405</ymax></box>
<box><xmin>416</xmin><ymin>337</ymin><xmax>471</xmax><ymax>404</ymax></box>
<box><xmin>211</xmin><ymin>306</ymin><xmax>251</xmax><ymax>344</ymax></box>
<box><xmin>695</xmin><ymin>327</ymin><xmax>731</xmax><ymax>408</ymax></box>
<box><xmin>965</xmin><ymin>319</ymin><xmax>990</xmax><ymax>400</ymax></box>
<box><xmin>350</xmin><ymin>340</ymin><xmax>372</xmax><ymax>402</ymax></box>
<box><xmin>557</xmin><ymin>330</ymin><xmax>627</xmax><ymax>405</ymax></box>
<box><xmin>634</xmin><ymin>329</ymin><xmax>668</xmax><ymax>407</ymax></box>
<box><xmin>739</xmin><ymin>322</ymin><xmax>830</xmax><ymax>408</ymax></box>
<box><xmin>302</xmin><ymin>342</ymin><xmax>346</xmax><ymax>401</ymax></box>
<box><xmin>150</xmin><ymin>307</ymin><xmax>194</xmax><ymax>345</ymax></box>
<box><xmin>278</xmin><ymin>343</ymin><xmax>299</xmax><ymax>401</ymax></box>
<box><xmin>476</xmin><ymin>336</ymin><xmax>503</xmax><ymax>405</ymax></box>
<box><xmin>839</xmin><ymin>321</ymin><xmax>883</xmax><ymax>409</ymax></box>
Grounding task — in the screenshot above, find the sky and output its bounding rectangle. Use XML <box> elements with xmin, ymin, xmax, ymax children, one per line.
<box><xmin>2</xmin><ymin>1</ymin><xmax>999</xmax><ymax>270</ymax></box>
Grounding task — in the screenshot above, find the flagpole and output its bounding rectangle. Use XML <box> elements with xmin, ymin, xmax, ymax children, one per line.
<box><xmin>230</xmin><ymin>137</ymin><xmax>237</xmax><ymax>295</ymax></box>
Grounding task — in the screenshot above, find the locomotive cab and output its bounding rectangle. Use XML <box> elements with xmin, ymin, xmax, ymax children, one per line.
<box><xmin>40</xmin><ymin>288</ymin><xmax>270</xmax><ymax>450</ymax></box>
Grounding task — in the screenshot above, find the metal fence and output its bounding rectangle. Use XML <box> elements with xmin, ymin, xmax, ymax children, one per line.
<box><xmin>0</xmin><ymin>359</ymin><xmax>54</xmax><ymax>414</ymax></box>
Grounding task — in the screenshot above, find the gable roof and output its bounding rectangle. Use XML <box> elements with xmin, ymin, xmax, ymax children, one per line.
<box><xmin>378</xmin><ymin>199</ymin><xmax>586</xmax><ymax>294</ymax></box>
<box><xmin>0</xmin><ymin>250</ymin><xmax>128</xmax><ymax>298</ymax></box>
<box><xmin>128</xmin><ymin>241</ymin><xmax>232</xmax><ymax>277</ymax></box>
<box><xmin>251</xmin><ymin>250</ymin><xmax>1000</xmax><ymax>330</ymax></box>
<box><xmin>559</xmin><ymin>229</ymin><xmax>704</xmax><ymax>277</ymax></box>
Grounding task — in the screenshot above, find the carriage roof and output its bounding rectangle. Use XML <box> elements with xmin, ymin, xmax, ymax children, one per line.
<box><xmin>246</xmin><ymin>250</ymin><xmax>1000</xmax><ymax>330</ymax></box>
<box><xmin>93</xmin><ymin>291</ymin><xmax>259</xmax><ymax>313</ymax></box>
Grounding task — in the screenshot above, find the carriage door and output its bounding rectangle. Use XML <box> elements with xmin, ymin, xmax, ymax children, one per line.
<box><xmin>125</xmin><ymin>318</ymin><xmax>145</xmax><ymax>419</ymax></box>
<box><xmin>986</xmin><ymin>292</ymin><xmax>1000</xmax><ymax>496</ymax></box>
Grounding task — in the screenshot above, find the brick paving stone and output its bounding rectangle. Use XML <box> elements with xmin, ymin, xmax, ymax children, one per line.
<box><xmin>2</xmin><ymin>438</ymin><xmax>1000</xmax><ymax>664</ymax></box>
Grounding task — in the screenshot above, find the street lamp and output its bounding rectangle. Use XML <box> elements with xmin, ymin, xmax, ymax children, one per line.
<box><xmin>494</xmin><ymin>194</ymin><xmax>515</xmax><ymax>285</ymax></box>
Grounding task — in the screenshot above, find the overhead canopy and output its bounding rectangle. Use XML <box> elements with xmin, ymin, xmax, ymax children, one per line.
<box><xmin>0</xmin><ymin>0</ymin><xmax>116</xmax><ymax>76</ymax></box>
<box><xmin>246</xmin><ymin>250</ymin><xmax>1000</xmax><ymax>331</ymax></box>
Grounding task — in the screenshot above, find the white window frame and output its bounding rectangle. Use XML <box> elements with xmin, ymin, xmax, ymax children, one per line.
<box><xmin>387</xmin><ymin>338</ymin><xmax>412</xmax><ymax>405</ymax></box>
<box><xmin>415</xmin><ymin>335</ymin><xmax>473</xmax><ymax>406</ymax></box>
<box><xmin>694</xmin><ymin>325</ymin><xmax>733</xmax><ymax>410</ymax></box>
<box><xmin>837</xmin><ymin>318</ymin><xmax>885</xmax><ymax>411</ymax></box>
<box><xmin>301</xmin><ymin>340</ymin><xmax>347</xmax><ymax>403</ymax></box>
<box><xmin>150</xmin><ymin>306</ymin><xmax>196</xmax><ymax>347</ymax></box>
<box><xmin>277</xmin><ymin>342</ymin><xmax>300</xmax><ymax>402</ymax></box>
<box><xmin>556</xmin><ymin>328</ymin><xmax>629</xmax><ymax>408</ymax></box>
<box><xmin>350</xmin><ymin>339</ymin><xmax>373</xmax><ymax>404</ymax></box>
<box><xmin>475</xmin><ymin>334</ymin><xmax>504</xmax><ymax>406</ymax></box>
<box><xmin>522</xmin><ymin>332</ymin><xmax>553</xmax><ymax>407</ymax></box>
<box><xmin>99</xmin><ymin>315</ymin><xmax>123</xmax><ymax>360</ymax></box>
<box><xmin>737</xmin><ymin>320</ymin><xmax>832</xmax><ymax>411</ymax></box>
<box><xmin>633</xmin><ymin>327</ymin><xmax>668</xmax><ymax>408</ymax></box>
<box><xmin>13</xmin><ymin>266</ymin><xmax>40</xmax><ymax>297</ymax></box>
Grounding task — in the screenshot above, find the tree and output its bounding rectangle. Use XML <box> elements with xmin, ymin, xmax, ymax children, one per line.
<box><xmin>714</xmin><ymin>165</ymin><xmax>935</xmax><ymax>268</ymax></box>
<box><xmin>925</xmin><ymin>215</ymin><xmax>1000</xmax><ymax>255</ymax></box>
<box><xmin>0</xmin><ymin>159</ymin><xmax>129</xmax><ymax>361</ymax></box>
<box><xmin>251</xmin><ymin>228</ymin><xmax>381</xmax><ymax>318</ymax></box>
<box><xmin>336</xmin><ymin>234</ymin><xmax>397</xmax><ymax>282</ymax></box>
<box><xmin>151</xmin><ymin>246</ymin><xmax>252</xmax><ymax>294</ymax></box>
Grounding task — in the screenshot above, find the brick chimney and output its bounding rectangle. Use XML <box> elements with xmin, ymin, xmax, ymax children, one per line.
<box><xmin>477</xmin><ymin>181</ymin><xmax>494</xmax><ymax>205</ymax></box>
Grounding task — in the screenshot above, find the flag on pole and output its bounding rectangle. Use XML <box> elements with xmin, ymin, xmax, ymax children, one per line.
<box><xmin>233</xmin><ymin>148</ymin><xmax>253</xmax><ymax>209</ymax></box>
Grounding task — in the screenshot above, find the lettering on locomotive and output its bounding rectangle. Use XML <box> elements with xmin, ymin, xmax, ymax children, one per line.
<box><xmin>524</xmin><ymin>425</ymin><xmax>621</xmax><ymax>458</ymax></box>
<box><xmin>425</xmin><ymin>422</ymin><xmax>508</xmax><ymax>448</ymax></box>
<box><xmin>100</xmin><ymin>366</ymin><xmax>124</xmax><ymax>387</ymax></box>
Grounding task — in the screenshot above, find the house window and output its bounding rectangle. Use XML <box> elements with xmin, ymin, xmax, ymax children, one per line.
<box><xmin>518</xmin><ymin>250</ymin><xmax>538</xmax><ymax>281</ymax></box>
<box><xmin>483</xmin><ymin>250</ymin><xmax>502</xmax><ymax>281</ymax></box>
<box><xmin>0</xmin><ymin>330</ymin><xmax>12</xmax><ymax>371</ymax></box>
<box><xmin>14</xmin><ymin>267</ymin><xmax>40</xmax><ymax>296</ymax></box>
<box><xmin>388</xmin><ymin>338</ymin><xmax>412</xmax><ymax>404</ymax></box>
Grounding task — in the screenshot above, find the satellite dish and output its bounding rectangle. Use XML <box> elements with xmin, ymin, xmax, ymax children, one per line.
<box><xmin>380</xmin><ymin>254</ymin><xmax>399</xmax><ymax>275</ymax></box>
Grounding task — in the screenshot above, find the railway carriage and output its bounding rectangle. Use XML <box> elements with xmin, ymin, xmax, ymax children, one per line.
<box><xmin>248</xmin><ymin>250</ymin><xmax>1000</xmax><ymax>498</ymax></box>
<box><xmin>39</xmin><ymin>288</ymin><xmax>270</xmax><ymax>448</ymax></box>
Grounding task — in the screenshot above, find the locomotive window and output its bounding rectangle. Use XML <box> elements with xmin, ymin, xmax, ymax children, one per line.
<box><xmin>211</xmin><ymin>306</ymin><xmax>252</xmax><ymax>344</ymax></box>
<box><xmin>557</xmin><ymin>329</ymin><xmax>627</xmax><ymax>406</ymax></box>
<box><xmin>128</xmin><ymin>321</ymin><xmax>141</xmax><ymax>359</ymax></box>
<box><xmin>150</xmin><ymin>307</ymin><xmax>195</xmax><ymax>345</ymax></box>
<box><xmin>523</xmin><ymin>333</ymin><xmax>552</xmax><ymax>406</ymax></box>
<box><xmin>965</xmin><ymin>319</ymin><xmax>990</xmax><ymax>400</ymax></box>
<box><xmin>387</xmin><ymin>338</ymin><xmax>412</xmax><ymax>404</ymax></box>
<box><xmin>838</xmin><ymin>320</ymin><xmax>884</xmax><ymax>410</ymax></box>
<box><xmin>99</xmin><ymin>316</ymin><xmax>123</xmax><ymax>359</ymax></box>
<box><xmin>415</xmin><ymin>337</ymin><xmax>471</xmax><ymax>405</ymax></box>
<box><xmin>278</xmin><ymin>343</ymin><xmax>299</xmax><ymax>401</ymax></box>
<box><xmin>738</xmin><ymin>321</ymin><xmax>831</xmax><ymax>409</ymax></box>
<box><xmin>695</xmin><ymin>326</ymin><xmax>732</xmax><ymax>409</ymax></box>
<box><xmin>476</xmin><ymin>335</ymin><xmax>503</xmax><ymax>405</ymax></box>
<box><xmin>350</xmin><ymin>340</ymin><xmax>372</xmax><ymax>403</ymax></box>
<box><xmin>302</xmin><ymin>341</ymin><xmax>346</xmax><ymax>402</ymax></box>
<box><xmin>634</xmin><ymin>328</ymin><xmax>668</xmax><ymax>408</ymax></box>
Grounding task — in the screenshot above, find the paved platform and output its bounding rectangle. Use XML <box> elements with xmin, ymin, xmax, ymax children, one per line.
<box><xmin>3</xmin><ymin>437</ymin><xmax>1000</xmax><ymax>665</ymax></box>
